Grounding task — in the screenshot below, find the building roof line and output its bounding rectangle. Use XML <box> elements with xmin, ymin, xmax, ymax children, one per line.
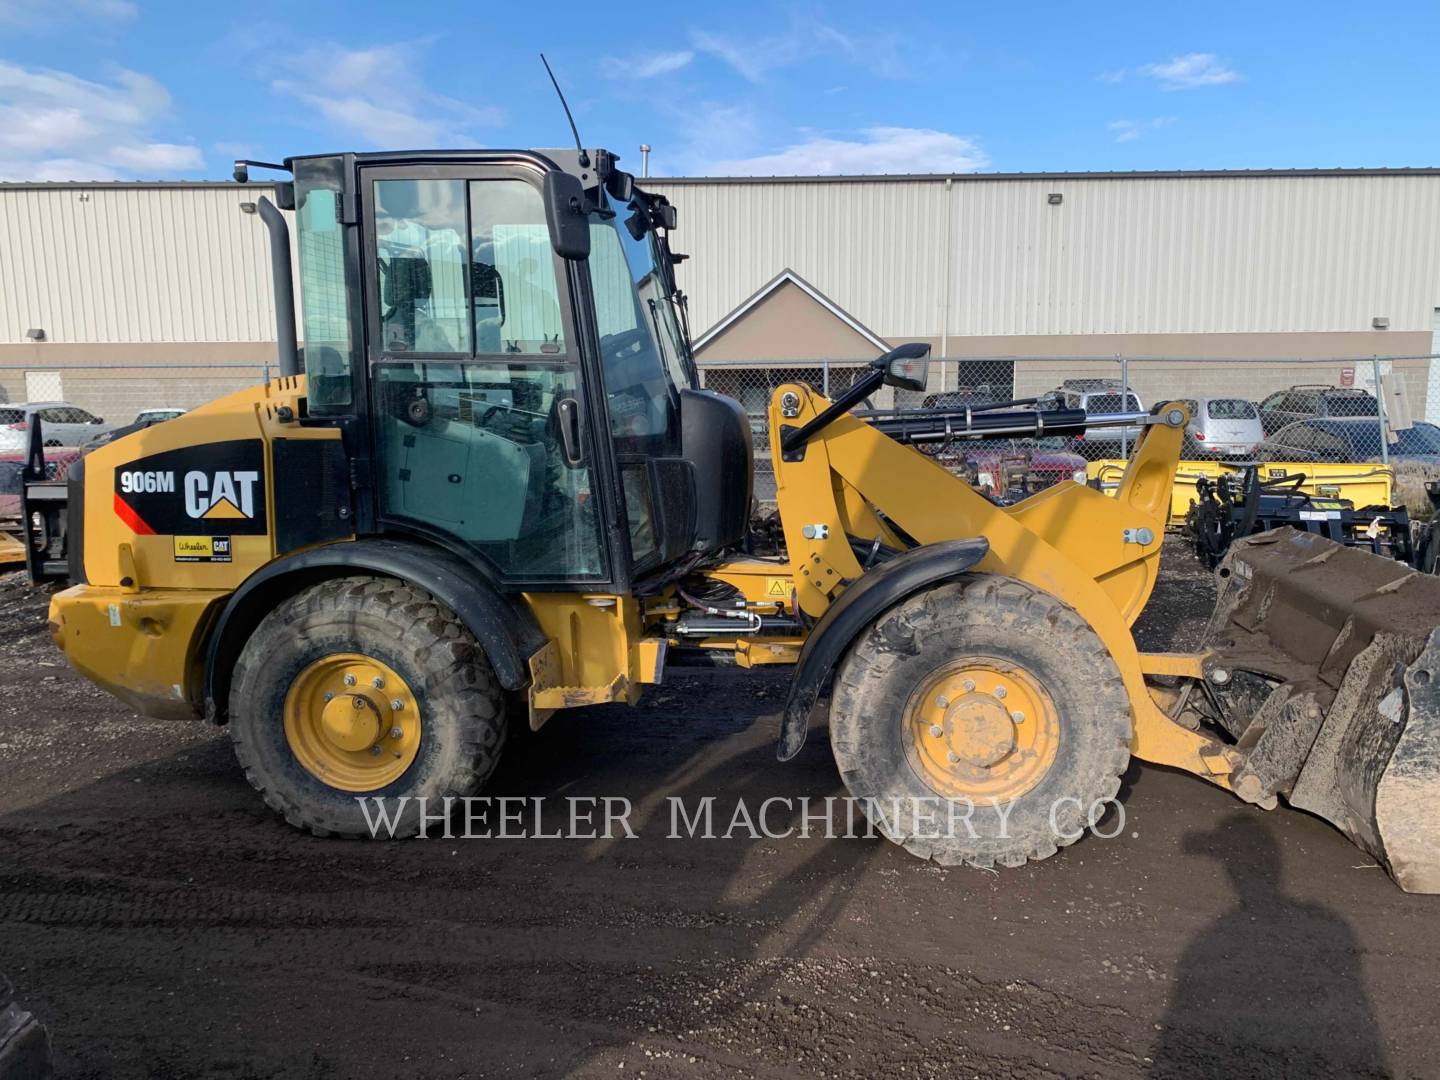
<box><xmin>648</xmin><ymin>167</ymin><xmax>1440</xmax><ymax>185</ymax></box>
<box><xmin>2</xmin><ymin>166</ymin><xmax>1439</xmax><ymax>192</ymax></box>
<box><xmin>693</xmin><ymin>268</ymin><xmax>890</xmax><ymax>353</ymax></box>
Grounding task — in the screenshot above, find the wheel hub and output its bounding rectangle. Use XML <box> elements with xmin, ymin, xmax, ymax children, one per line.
<box><xmin>945</xmin><ymin>695</ymin><xmax>1016</xmax><ymax>768</ymax></box>
<box><xmin>903</xmin><ymin>658</ymin><xmax>1061</xmax><ymax>800</ymax></box>
<box><xmin>284</xmin><ymin>653</ymin><xmax>422</xmax><ymax>792</ymax></box>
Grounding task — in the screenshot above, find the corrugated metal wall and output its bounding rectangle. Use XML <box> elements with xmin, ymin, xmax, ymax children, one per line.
<box><xmin>646</xmin><ymin>174</ymin><xmax>1440</xmax><ymax>339</ymax></box>
<box><xmin>0</xmin><ymin>183</ymin><xmax>281</xmax><ymax>344</ymax></box>
<box><xmin>2</xmin><ymin>174</ymin><xmax>1438</xmax><ymax>345</ymax></box>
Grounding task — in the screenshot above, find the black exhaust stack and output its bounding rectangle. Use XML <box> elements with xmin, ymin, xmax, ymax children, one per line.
<box><xmin>257</xmin><ymin>196</ymin><xmax>300</xmax><ymax>378</ymax></box>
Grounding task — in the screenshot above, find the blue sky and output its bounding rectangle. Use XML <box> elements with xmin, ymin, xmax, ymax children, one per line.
<box><xmin>0</xmin><ymin>0</ymin><xmax>1436</xmax><ymax>181</ymax></box>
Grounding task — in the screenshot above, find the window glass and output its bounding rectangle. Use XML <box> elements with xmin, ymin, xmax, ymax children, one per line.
<box><xmin>1207</xmin><ymin>398</ymin><xmax>1258</xmax><ymax>419</ymax></box>
<box><xmin>294</xmin><ymin>158</ymin><xmax>359</xmax><ymax>412</ymax></box>
<box><xmin>1394</xmin><ymin>423</ymin><xmax>1440</xmax><ymax>454</ymax></box>
<box><xmin>1323</xmin><ymin>393</ymin><xmax>1378</xmax><ymax>418</ymax></box>
<box><xmin>38</xmin><ymin>408</ymin><xmax>69</xmax><ymax>423</ymax></box>
<box><xmin>374</xmin><ymin>179</ymin><xmax>471</xmax><ymax>355</ymax></box>
<box><xmin>0</xmin><ymin>409</ymin><xmax>21</xmax><ymax>424</ymax></box>
<box><xmin>374</xmin><ymin>362</ymin><xmax>603</xmax><ymax>580</ymax></box>
<box><xmin>468</xmin><ymin>181</ymin><xmax>566</xmax><ymax>356</ymax></box>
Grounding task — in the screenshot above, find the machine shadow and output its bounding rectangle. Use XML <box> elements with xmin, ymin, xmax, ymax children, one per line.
<box><xmin>0</xmin><ymin>671</ymin><xmax>896</xmax><ymax>1078</ymax></box>
<box><xmin>1149</xmin><ymin>813</ymin><xmax>1389</xmax><ymax>1079</ymax></box>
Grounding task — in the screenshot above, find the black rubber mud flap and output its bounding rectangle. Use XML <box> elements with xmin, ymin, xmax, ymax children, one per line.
<box><xmin>776</xmin><ymin>537</ymin><xmax>989</xmax><ymax>761</ymax></box>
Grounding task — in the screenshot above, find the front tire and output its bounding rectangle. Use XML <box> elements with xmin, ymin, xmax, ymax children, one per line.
<box><xmin>830</xmin><ymin>574</ymin><xmax>1132</xmax><ymax>868</ymax></box>
<box><xmin>228</xmin><ymin>576</ymin><xmax>506</xmax><ymax>838</ymax></box>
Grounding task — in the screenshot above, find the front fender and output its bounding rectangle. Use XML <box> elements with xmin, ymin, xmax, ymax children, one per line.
<box><xmin>777</xmin><ymin>537</ymin><xmax>990</xmax><ymax>760</ymax></box>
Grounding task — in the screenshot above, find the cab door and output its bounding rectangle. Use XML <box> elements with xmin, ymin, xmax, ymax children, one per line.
<box><xmin>361</xmin><ymin>165</ymin><xmax>614</xmax><ymax>588</ymax></box>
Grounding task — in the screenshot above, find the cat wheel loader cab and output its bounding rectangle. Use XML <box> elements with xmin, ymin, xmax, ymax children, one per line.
<box><xmin>39</xmin><ymin>145</ymin><xmax>1440</xmax><ymax>892</ymax></box>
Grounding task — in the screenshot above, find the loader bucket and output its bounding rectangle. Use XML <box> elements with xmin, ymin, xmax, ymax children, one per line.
<box><xmin>1204</xmin><ymin>527</ymin><xmax>1440</xmax><ymax>893</ymax></box>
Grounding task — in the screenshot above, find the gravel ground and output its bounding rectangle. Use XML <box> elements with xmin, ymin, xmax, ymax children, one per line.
<box><xmin>0</xmin><ymin>539</ymin><xmax>1436</xmax><ymax>1079</ymax></box>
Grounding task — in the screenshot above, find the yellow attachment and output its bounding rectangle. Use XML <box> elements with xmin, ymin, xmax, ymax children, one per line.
<box><xmin>1088</xmin><ymin>458</ymin><xmax>1396</xmax><ymax>526</ymax></box>
<box><xmin>283</xmin><ymin>653</ymin><xmax>421</xmax><ymax>792</ymax></box>
<box><xmin>0</xmin><ymin>529</ymin><xmax>23</xmax><ymax>567</ymax></box>
<box><xmin>903</xmin><ymin>658</ymin><xmax>1061</xmax><ymax>800</ymax></box>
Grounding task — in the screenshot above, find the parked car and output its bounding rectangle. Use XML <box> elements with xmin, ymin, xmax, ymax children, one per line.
<box><xmin>1260</xmin><ymin>418</ymin><xmax>1440</xmax><ymax>465</ymax></box>
<box><xmin>1177</xmin><ymin>396</ymin><xmax>1264</xmax><ymax>458</ymax></box>
<box><xmin>0</xmin><ymin>402</ymin><xmax>116</xmax><ymax>447</ymax></box>
<box><xmin>933</xmin><ymin>437</ymin><xmax>1089</xmax><ymax>503</ymax></box>
<box><xmin>133</xmin><ymin>407</ymin><xmax>187</xmax><ymax>425</ymax></box>
<box><xmin>81</xmin><ymin>407</ymin><xmax>187</xmax><ymax>450</ymax></box>
<box><xmin>1257</xmin><ymin>385</ymin><xmax>1378</xmax><ymax>436</ymax></box>
<box><xmin>1042</xmin><ymin>383</ymin><xmax>1146</xmax><ymax>458</ymax></box>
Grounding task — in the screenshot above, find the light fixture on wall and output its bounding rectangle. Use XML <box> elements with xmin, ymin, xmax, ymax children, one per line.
<box><xmin>239</xmin><ymin>202</ymin><xmax>258</xmax><ymax>214</ymax></box>
<box><xmin>1372</xmin><ymin>316</ymin><xmax>1390</xmax><ymax>330</ymax></box>
<box><xmin>24</xmin><ymin>328</ymin><xmax>45</xmax><ymax>341</ymax></box>
<box><xmin>1047</xmin><ymin>193</ymin><xmax>1063</xmax><ymax>205</ymax></box>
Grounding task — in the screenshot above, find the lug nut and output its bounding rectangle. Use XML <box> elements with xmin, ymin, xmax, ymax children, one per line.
<box><xmin>1011</xmin><ymin>710</ymin><xmax>1025</xmax><ymax>723</ymax></box>
<box><xmin>390</xmin><ymin>698</ymin><xmax>404</xmax><ymax>712</ymax></box>
<box><xmin>935</xmin><ymin>695</ymin><xmax>949</xmax><ymax>708</ymax></box>
<box><xmin>343</xmin><ymin>674</ymin><xmax>357</xmax><ymax>687</ymax></box>
<box><xmin>929</xmin><ymin>724</ymin><xmax>943</xmax><ymax>737</ymax></box>
<box><xmin>389</xmin><ymin>726</ymin><xmax>403</xmax><ymax>740</ymax></box>
<box><xmin>323</xmin><ymin>692</ymin><xmax>334</xmax><ymax>702</ymax></box>
<box><xmin>947</xmin><ymin>751</ymin><xmax>959</xmax><ymax>764</ymax></box>
<box><xmin>369</xmin><ymin>745</ymin><xmax>382</xmax><ymax>756</ymax></box>
<box><xmin>993</xmin><ymin>686</ymin><xmax>1008</xmax><ymax>699</ymax></box>
<box><xmin>372</xmin><ymin>676</ymin><xmax>385</xmax><ymax>689</ymax></box>
<box><xmin>1209</xmin><ymin>668</ymin><xmax>1231</xmax><ymax>686</ymax></box>
<box><xmin>961</xmin><ymin>679</ymin><xmax>976</xmax><ymax>692</ymax></box>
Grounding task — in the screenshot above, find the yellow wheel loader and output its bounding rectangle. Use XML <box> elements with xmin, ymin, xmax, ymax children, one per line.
<box><xmin>24</xmin><ymin>147</ymin><xmax>1440</xmax><ymax>890</ymax></box>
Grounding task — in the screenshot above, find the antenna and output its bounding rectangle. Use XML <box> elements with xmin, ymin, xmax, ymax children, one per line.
<box><xmin>540</xmin><ymin>53</ymin><xmax>589</xmax><ymax>169</ymax></box>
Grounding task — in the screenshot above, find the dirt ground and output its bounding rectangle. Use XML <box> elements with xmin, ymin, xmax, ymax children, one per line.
<box><xmin>0</xmin><ymin>539</ymin><xmax>1436</xmax><ymax>1079</ymax></box>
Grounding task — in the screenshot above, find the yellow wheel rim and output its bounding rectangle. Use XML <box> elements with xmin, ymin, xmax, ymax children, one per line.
<box><xmin>283</xmin><ymin>653</ymin><xmax>422</xmax><ymax>792</ymax></box>
<box><xmin>902</xmin><ymin>657</ymin><xmax>1061</xmax><ymax>801</ymax></box>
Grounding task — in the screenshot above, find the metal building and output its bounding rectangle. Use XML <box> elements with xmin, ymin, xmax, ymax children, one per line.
<box><xmin>1</xmin><ymin>168</ymin><xmax>1438</xmax><ymax>418</ymax></box>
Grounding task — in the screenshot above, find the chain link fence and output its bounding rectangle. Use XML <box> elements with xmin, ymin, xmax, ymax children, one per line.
<box><xmin>5</xmin><ymin>353</ymin><xmax>1439</xmax><ymax>521</ymax></box>
<box><xmin>700</xmin><ymin>354</ymin><xmax>1440</xmax><ymax>511</ymax></box>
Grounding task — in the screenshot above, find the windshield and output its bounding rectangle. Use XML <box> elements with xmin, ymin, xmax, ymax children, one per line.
<box><xmin>1207</xmin><ymin>398</ymin><xmax>1258</xmax><ymax>420</ymax></box>
<box><xmin>587</xmin><ymin>189</ymin><xmax>695</xmax><ymax>452</ymax></box>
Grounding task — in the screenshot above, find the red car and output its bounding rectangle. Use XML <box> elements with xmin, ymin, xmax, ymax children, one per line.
<box><xmin>0</xmin><ymin>447</ymin><xmax>79</xmax><ymax>522</ymax></box>
<box><xmin>931</xmin><ymin>437</ymin><xmax>1089</xmax><ymax>504</ymax></box>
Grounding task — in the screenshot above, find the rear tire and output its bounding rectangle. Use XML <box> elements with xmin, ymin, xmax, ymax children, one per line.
<box><xmin>830</xmin><ymin>574</ymin><xmax>1132</xmax><ymax>868</ymax></box>
<box><xmin>228</xmin><ymin>576</ymin><xmax>507</xmax><ymax>838</ymax></box>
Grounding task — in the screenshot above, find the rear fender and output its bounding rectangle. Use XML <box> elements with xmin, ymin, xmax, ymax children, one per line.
<box><xmin>203</xmin><ymin>538</ymin><xmax>548</xmax><ymax>721</ymax></box>
<box><xmin>777</xmin><ymin>538</ymin><xmax>989</xmax><ymax>760</ymax></box>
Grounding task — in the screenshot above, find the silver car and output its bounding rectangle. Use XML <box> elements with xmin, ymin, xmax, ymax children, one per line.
<box><xmin>0</xmin><ymin>401</ymin><xmax>116</xmax><ymax>447</ymax></box>
<box><xmin>1179</xmin><ymin>396</ymin><xmax>1264</xmax><ymax>458</ymax></box>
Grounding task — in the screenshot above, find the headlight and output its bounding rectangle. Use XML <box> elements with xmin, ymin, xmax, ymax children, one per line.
<box><xmin>1072</xmin><ymin>469</ymin><xmax>1087</xmax><ymax>484</ymax></box>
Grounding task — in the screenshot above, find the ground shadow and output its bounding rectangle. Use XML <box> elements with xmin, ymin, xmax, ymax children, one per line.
<box><xmin>1150</xmin><ymin>813</ymin><xmax>1389</xmax><ymax>1078</ymax></box>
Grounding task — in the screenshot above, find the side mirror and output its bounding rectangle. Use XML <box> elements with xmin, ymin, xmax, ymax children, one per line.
<box><xmin>543</xmin><ymin>171</ymin><xmax>591</xmax><ymax>260</ymax></box>
<box><xmin>877</xmin><ymin>342</ymin><xmax>932</xmax><ymax>393</ymax></box>
<box><xmin>606</xmin><ymin>169</ymin><xmax>635</xmax><ymax>203</ymax></box>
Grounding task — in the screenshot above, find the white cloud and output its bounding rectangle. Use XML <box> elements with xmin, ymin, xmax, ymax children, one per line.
<box><xmin>691</xmin><ymin>19</ymin><xmax>908</xmax><ymax>82</ymax></box>
<box><xmin>701</xmin><ymin>126</ymin><xmax>989</xmax><ymax>176</ymax></box>
<box><xmin>0</xmin><ymin>0</ymin><xmax>136</xmax><ymax>28</ymax></box>
<box><xmin>0</xmin><ymin>61</ymin><xmax>202</xmax><ymax>180</ymax></box>
<box><xmin>600</xmin><ymin>50</ymin><xmax>694</xmax><ymax>79</ymax></box>
<box><xmin>1108</xmin><ymin>117</ymin><xmax>1176</xmax><ymax>143</ymax></box>
<box><xmin>1138</xmin><ymin>53</ymin><xmax>1241</xmax><ymax>90</ymax></box>
<box><xmin>274</xmin><ymin>41</ymin><xmax>504</xmax><ymax>149</ymax></box>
